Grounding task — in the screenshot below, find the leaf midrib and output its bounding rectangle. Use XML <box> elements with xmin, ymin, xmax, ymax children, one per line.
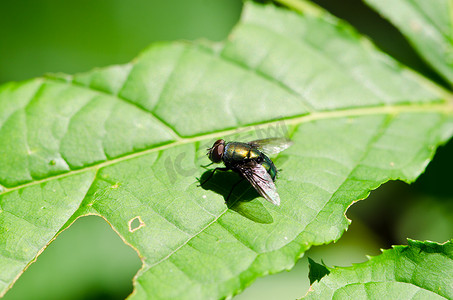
<box><xmin>1</xmin><ymin>102</ymin><xmax>452</xmax><ymax>195</ymax></box>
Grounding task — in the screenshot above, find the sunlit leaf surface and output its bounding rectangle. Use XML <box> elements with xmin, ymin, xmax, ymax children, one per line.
<box><xmin>1</xmin><ymin>2</ymin><xmax>453</xmax><ymax>299</ymax></box>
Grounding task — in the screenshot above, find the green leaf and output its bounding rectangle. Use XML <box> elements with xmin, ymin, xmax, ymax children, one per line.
<box><xmin>362</xmin><ymin>0</ymin><xmax>453</xmax><ymax>85</ymax></box>
<box><xmin>307</xmin><ymin>258</ymin><xmax>329</xmax><ymax>285</ymax></box>
<box><xmin>304</xmin><ymin>240</ymin><xmax>453</xmax><ymax>299</ymax></box>
<box><xmin>1</xmin><ymin>2</ymin><xmax>453</xmax><ymax>299</ymax></box>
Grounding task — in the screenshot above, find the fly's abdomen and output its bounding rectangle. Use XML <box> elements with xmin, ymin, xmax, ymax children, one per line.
<box><xmin>261</xmin><ymin>155</ymin><xmax>277</xmax><ymax>181</ymax></box>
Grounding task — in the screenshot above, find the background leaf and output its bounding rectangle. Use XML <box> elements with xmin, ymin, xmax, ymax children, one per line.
<box><xmin>363</xmin><ymin>0</ymin><xmax>453</xmax><ymax>86</ymax></box>
<box><xmin>1</xmin><ymin>2</ymin><xmax>453</xmax><ymax>299</ymax></box>
<box><xmin>307</xmin><ymin>258</ymin><xmax>329</xmax><ymax>285</ymax></box>
<box><xmin>304</xmin><ymin>240</ymin><xmax>453</xmax><ymax>299</ymax></box>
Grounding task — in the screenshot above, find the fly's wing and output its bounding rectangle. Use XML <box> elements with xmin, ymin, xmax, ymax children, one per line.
<box><xmin>237</xmin><ymin>162</ymin><xmax>281</xmax><ymax>206</ymax></box>
<box><xmin>248</xmin><ymin>137</ymin><xmax>293</xmax><ymax>155</ymax></box>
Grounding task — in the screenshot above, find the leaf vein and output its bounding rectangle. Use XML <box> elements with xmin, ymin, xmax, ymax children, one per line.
<box><xmin>142</xmin><ymin>207</ymin><xmax>228</xmax><ymax>272</ymax></box>
<box><xmin>301</xmin><ymin>113</ymin><xmax>395</xmax><ymax>235</ymax></box>
<box><xmin>215</xmin><ymin>47</ymin><xmax>315</xmax><ymax>113</ymax></box>
<box><xmin>1</xmin><ymin>104</ymin><xmax>451</xmax><ymax>193</ymax></box>
<box><xmin>61</xmin><ymin>78</ymin><xmax>182</xmax><ymax>139</ymax></box>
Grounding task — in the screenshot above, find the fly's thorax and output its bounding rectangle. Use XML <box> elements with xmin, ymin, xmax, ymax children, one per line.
<box><xmin>223</xmin><ymin>142</ymin><xmax>261</xmax><ymax>163</ymax></box>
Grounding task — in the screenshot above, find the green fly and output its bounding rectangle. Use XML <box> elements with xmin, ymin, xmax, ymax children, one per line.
<box><xmin>199</xmin><ymin>137</ymin><xmax>293</xmax><ymax>206</ymax></box>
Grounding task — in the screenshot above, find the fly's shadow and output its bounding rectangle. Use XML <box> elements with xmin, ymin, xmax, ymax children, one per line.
<box><xmin>198</xmin><ymin>169</ymin><xmax>273</xmax><ymax>224</ymax></box>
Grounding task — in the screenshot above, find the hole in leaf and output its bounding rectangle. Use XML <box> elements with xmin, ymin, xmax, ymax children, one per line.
<box><xmin>128</xmin><ymin>216</ymin><xmax>145</xmax><ymax>232</ymax></box>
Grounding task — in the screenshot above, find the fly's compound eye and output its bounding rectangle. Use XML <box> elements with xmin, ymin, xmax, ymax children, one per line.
<box><xmin>208</xmin><ymin>139</ymin><xmax>225</xmax><ymax>163</ymax></box>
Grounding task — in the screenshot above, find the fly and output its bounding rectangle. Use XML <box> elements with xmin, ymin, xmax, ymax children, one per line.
<box><xmin>199</xmin><ymin>137</ymin><xmax>293</xmax><ymax>206</ymax></box>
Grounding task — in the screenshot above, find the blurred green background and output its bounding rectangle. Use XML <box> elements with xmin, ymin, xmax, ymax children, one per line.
<box><xmin>1</xmin><ymin>0</ymin><xmax>452</xmax><ymax>299</ymax></box>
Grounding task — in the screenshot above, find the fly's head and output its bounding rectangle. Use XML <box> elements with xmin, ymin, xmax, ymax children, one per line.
<box><xmin>207</xmin><ymin>139</ymin><xmax>225</xmax><ymax>163</ymax></box>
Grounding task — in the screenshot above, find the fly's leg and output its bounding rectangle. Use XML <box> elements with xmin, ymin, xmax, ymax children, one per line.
<box><xmin>201</xmin><ymin>162</ymin><xmax>214</xmax><ymax>168</ymax></box>
<box><xmin>225</xmin><ymin>178</ymin><xmax>245</xmax><ymax>203</ymax></box>
<box><xmin>198</xmin><ymin>167</ymin><xmax>229</xmax><ymax>187</ymax></box>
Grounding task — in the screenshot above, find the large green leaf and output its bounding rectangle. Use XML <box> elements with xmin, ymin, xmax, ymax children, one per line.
<box><xmin>1</xmin><ymin>2</ymin><xmax>453</xmax><ymax>299</ymax></box>
<box><xmin>304</xmin><ymin>240</ymin><xmax>453</xmax><ymax>299</ymax></box>
<box><xmin>363</xmin><ymin>0</ymin><xmax>453</xmax><ymax>85</ymax></box>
